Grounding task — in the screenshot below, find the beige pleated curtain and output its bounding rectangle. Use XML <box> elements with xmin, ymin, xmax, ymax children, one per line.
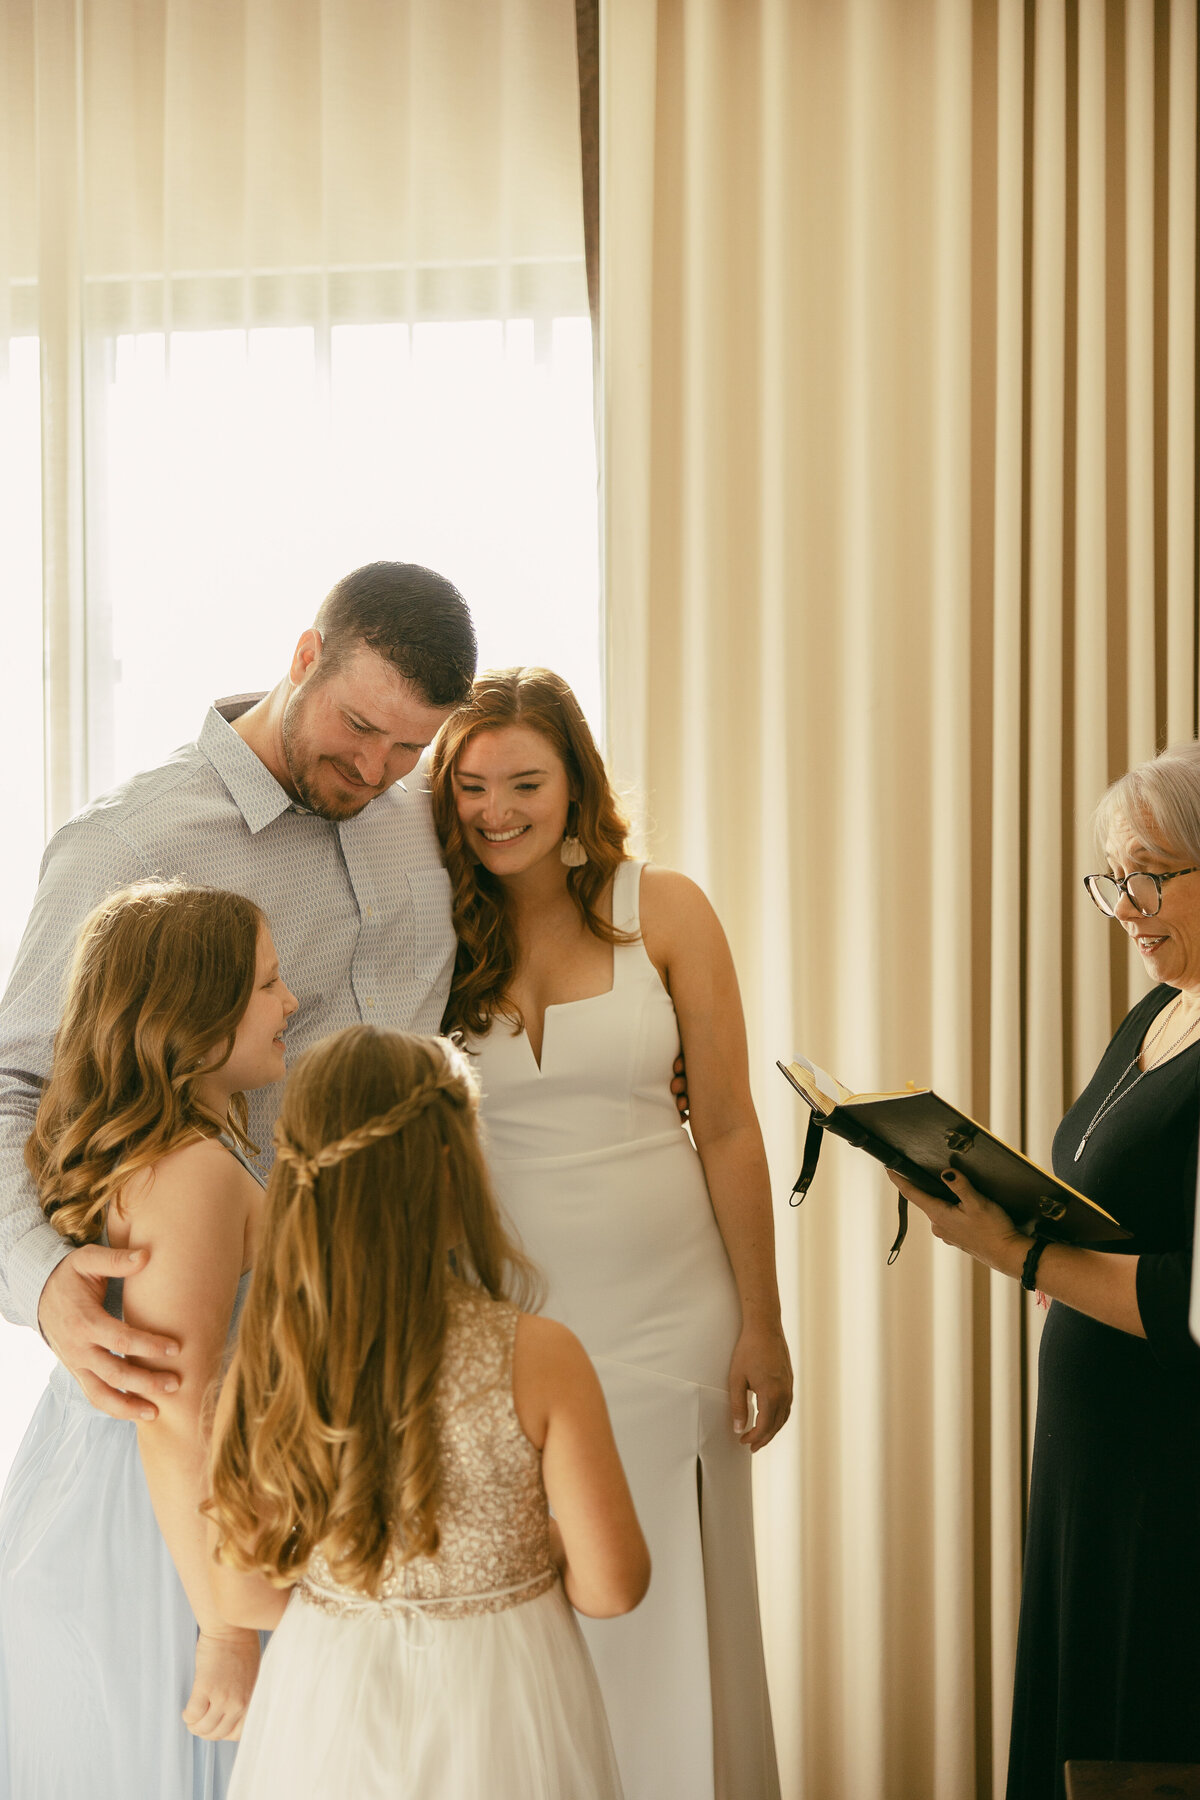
<box><xmin>600</xmin><ymin>3</ymin><xmax>1198</xmax><ymax>1797</ymax></box>
<box><xmin>7</xmin><ymin>2</ymin><xmax>1199</xmax><ymax>1794</ymax></box>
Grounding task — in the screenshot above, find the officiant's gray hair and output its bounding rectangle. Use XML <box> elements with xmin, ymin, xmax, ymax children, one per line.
<box><xmin>1094</xmin><ymin>741</ymin><xmax>1200</xmax><ymax>864</ymax></box>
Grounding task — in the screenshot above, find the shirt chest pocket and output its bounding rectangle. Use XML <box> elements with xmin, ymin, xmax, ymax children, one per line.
<box><xmin>405</xmin><ymin>865</ymin><xmax>455</xmax><ymax>998</ymax></box>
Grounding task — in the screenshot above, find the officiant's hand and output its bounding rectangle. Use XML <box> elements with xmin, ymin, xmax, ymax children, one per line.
<box><xmin>886</xmin><ymin>1168</ymin><xmax>1027</xmax><ymax>1279</ymax></box>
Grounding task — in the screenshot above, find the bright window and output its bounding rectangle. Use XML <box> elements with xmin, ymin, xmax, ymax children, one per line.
<box><xmin>97</xmin><ymin>315</ymin><xmax>600</xmax><ymax>792</ymax></box>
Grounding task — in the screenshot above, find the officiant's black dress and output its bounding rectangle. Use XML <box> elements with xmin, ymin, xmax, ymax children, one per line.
<box><xmin>1006</xmin><ymin>983</ymin><xmax>1200</xmax><ymax>1800</ymax></box>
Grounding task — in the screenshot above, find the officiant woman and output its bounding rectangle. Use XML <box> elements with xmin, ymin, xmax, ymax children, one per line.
<box><xmin>888</xmin><ymin>741</ymin><xmax>1200</xmax><ymax>1800</ymax></box>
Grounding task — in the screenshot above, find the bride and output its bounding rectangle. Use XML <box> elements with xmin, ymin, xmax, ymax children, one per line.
<box><xmin>429</xmin><ymin>666</ymin><xmax>790</xmax><ymax>1800</ymax></box>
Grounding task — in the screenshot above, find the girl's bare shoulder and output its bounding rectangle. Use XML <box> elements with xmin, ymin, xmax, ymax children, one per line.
<box><xmin>111</xmin><ymin>1135</ymin><xmax>258</xmax><ymax>1235</ymax></box>
<box><xmin>511</xmin><ymin>1312</ymin><xmax>598</xmax><ymax>1449</ymax></box>
<box><xmin>513</xmin><ymin>1310</ymin><xmax>581</xmax><ymax>1355</ymax></box>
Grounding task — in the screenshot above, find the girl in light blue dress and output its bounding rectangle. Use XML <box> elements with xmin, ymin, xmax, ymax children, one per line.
<box><xmin>0</xmin><ymin>881</ymin><xmax>297</xmax><ymax>1799</ymax></box>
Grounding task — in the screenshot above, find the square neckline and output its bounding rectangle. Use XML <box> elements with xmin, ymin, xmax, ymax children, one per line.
<box><xmin>519</xmin><ymin>861</ymin><xmax>645</xmax><ymax>1073</ymax></box>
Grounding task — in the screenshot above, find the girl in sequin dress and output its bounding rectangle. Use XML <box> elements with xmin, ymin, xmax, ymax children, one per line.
<box><xmin>208</xmin><ymin>1025</ymin><xmax>646</xmax><ymax>1800</ymax></box>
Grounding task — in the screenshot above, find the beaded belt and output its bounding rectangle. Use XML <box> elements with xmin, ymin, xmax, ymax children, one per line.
<box><xmin>295</xmin><ymin>1566</ymin><xmax>558</xmax><ymax>1647</ymax></box>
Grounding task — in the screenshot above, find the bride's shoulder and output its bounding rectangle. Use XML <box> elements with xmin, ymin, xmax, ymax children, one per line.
<box><xmin>636</xmin><ymin>864</ymin><xmax>724</xmax><ymax>960</ymax></box>
<box><xmin>633</xmin><ymin>864</ymin><xmax>726</xmax><ymax>993</ymax></box>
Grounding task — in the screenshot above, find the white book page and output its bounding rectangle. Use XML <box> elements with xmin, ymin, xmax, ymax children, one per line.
<box><xmin>789</xmin><ymin>1055</ymin><xmax>851</xmax><ymax>1114</ymax></box>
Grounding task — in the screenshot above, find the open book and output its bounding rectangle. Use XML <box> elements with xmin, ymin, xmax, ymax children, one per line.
<box><xmin>777</xmin><ymin>1055</ymin><xmax>1129</xmax><ymax>1260</ymax></box>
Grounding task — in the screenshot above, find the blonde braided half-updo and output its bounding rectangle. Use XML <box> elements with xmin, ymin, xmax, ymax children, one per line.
<box><xmin>207</xmin><ymin>1026</ymin><xmax>540</xmax><ymax>1598</ymax></box>
<box><xmin>269</xmin><ymin>1064</ymin><xmax>459</xmax><ymax>1192</ymax></box>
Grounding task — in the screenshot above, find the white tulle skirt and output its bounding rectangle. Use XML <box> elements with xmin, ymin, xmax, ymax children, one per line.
<box><xmin>228</xmin><ymin>1580</ymin><xmax>624</xmax><ymax>1800</ymax></box>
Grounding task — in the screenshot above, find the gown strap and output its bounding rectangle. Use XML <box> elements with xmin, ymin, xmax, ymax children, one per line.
<box><xmin>610</xmin><ymin>861</ymin><xmax>648</xmax><ymax>989</ymax></box>
<box><xmin>611</xmin><ymin>860</ymin><xmax>677</xmax><ymax>998</ymax></box>
<box><xmin>611</xmin><ymin>858</ymin><xmax>643</xmax><ymax>935</ymax></box>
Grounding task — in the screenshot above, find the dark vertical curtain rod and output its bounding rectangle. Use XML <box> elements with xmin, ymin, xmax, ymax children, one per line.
<box><xmin>575</xmin><ymin>0</ymin><xmax>600</xmax><ymax>339</ymax></box>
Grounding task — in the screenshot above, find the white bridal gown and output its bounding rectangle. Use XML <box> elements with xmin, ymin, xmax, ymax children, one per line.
<box><xmin>469</xmin><ymin>859</ymin><xmax>780</xmax><ymax>1800</ymax></box>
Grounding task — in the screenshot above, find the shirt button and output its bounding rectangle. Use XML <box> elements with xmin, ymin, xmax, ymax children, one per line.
<box><xmin>364</xmin><ymin>997</ymin><xmax>375</xmax><ymax>1009</ymax></box>
<box><xmin>366</xmin><ymin>907</ymin><xmax>374</xmax><ymax>919</ymax></box>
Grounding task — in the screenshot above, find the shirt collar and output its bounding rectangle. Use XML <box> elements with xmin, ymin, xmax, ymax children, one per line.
<box><xmin>199</xmin><ymin>701</ymin><xmax>294</xmax><ymax>835</ymax></box>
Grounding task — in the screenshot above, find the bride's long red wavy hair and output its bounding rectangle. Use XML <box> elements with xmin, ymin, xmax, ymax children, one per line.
<box><xmin>428</xmin><ymin>667</ymin><xmax>634</xmax><ymax>1041</ymax></box>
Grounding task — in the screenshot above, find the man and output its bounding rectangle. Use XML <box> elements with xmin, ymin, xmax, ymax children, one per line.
<box><xmin>0</xmin><ymin>560</ymin><xmax>475</xmax><ymax>1422</ymax></box>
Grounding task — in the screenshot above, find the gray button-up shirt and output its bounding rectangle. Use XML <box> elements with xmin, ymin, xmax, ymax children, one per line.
<box><xmin>0</xmin><ymin>701</ymin><xmax>455</xmax><ymax>1330</ymax></box>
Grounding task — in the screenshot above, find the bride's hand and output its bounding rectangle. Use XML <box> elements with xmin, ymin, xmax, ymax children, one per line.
<box><xmin>729</xmin><ymin>1321</ymin><xmax>793</xmax><ymax>1451</ymax></box>
<box><xmin>183</xmin><ymin>1626</ymin><xmax>260</xmax><ymax>1740</ymax></box>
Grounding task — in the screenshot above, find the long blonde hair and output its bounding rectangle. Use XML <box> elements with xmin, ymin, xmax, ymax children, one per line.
<box><xmin>428</xmin><ymin>667</ymin><xmax>634</xmax><ymax>1040</ymax></box>
<box><xmin>28</xmin><ymin>882</ymin><xmax>263</xmax><ymax>1243</ymax></box>
<box><xmin>207</xmin><ymin>1026</ymin><xmax>540</xmax><ymax>1596</ymax></box>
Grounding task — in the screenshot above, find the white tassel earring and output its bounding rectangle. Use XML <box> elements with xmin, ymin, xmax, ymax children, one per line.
<box><xmin>560</xmin><ymin>834</ymin><xmax>588</xmax><ymax>867</ymax></box>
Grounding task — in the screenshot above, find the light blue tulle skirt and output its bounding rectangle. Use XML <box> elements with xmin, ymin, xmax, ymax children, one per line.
<box><xmin>0</xmin><ymin>1367</ymin><xmax>238</xmax><ymax>1799</ymax></box>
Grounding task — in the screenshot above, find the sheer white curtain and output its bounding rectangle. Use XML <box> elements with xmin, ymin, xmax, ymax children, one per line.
<box><xmin>601</xmin><ymin>2</ymin><xmax>1198</xmax><ymax>1796</ymax></box>
<box><xmin>1</xmin><ymin>0</ymin><xmax>594</xmax><ymax>837</ymax></box>
<box><xmin>0</xmin><ymin>0</ymin><xmax>594</xmax><ymax>1473</ymax></box>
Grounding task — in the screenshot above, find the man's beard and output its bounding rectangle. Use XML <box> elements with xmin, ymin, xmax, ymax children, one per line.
<box><xmin>281</xmin><ymin>691</ymin><xmax>376</xmax><ymax>822</ymax></box>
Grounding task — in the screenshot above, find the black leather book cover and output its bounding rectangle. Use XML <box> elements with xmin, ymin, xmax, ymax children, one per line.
<box><xmin>777</xmin><ymin>1059</ymin><xmax>1129</xmax><ymax>1245</ymax></box>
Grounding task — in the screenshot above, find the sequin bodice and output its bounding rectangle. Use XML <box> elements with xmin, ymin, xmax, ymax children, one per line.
<box><xmin>298</xmin><ymin>1284</ymin><xmax>557</xmax><ymax>1621</ymax></box>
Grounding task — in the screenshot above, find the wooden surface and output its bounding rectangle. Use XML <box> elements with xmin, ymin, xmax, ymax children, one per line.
<box><xmin>1065</xmin><ymin>1764</ymin><xmax>1200</xmax><ymax>1799</ymax></box>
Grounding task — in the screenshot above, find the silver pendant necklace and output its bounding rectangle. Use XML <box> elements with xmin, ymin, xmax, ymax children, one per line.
<box><xmin>1074</xmin><ymin>995</ymin><xmax>1200</xmax><ymax>1162</ymax></box>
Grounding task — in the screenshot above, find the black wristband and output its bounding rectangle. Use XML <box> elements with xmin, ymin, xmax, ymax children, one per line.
<box><xmin>1021</xmin><ymin>1237</ymin><xmax>1048</xmax><ymax>1292</ymax></box>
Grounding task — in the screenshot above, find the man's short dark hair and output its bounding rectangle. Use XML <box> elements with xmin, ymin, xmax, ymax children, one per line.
<box><xmin>314</xmin><ymin>562</ymin><xmax>477</xmax><ymax>707</ymax></box>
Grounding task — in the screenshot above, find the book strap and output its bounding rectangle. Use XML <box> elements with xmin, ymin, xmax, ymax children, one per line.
<box><xmin>788</xmin><ymin>1114</ymin><xmax>825</xmax><ymax>1205</ymax></box>
<box><xmin>887</xmin><ymin>1192</ymin><xmax>908</xmax><ymax>1264</ymax></box>
<box><xmin>789</xmin><ymin>1112</ymin><xmax>910</xmax><ymax>1264</ymax></box>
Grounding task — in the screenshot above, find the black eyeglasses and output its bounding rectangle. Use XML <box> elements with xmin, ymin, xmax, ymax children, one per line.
<box><xmin>1083</xmin><ymin>867</ymin><xmax>1199</xmax><ymax>918</ymax></box>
